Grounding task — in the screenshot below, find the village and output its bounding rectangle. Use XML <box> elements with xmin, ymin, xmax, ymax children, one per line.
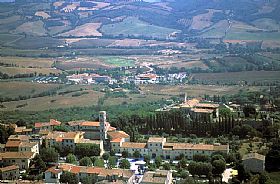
<box><xmin>0</xmin><ymin>95</ymin><xmax>273</xmax><ymax>184</ymax></box>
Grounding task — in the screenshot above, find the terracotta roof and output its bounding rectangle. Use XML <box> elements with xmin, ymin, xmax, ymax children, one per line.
<box><xmin>35</xmin><ymin>119</ymin><xmax>61</xmax><ymax>128</ymax></box>
<box><xmin>191</xmin><ymin>108</ymin><xmax>214</xmax><ymax>113</ymax></box>
<box><xmin>47</xmin><ymin>167</ymin><xmax>62</xmax><ymax>174</ymax></box>
<box><xmin>70</xmin><ymin>166</ymin><xmax>81</xmax><ymax>174</ymax></box>
<box><xmin>46</xmin><ymin>131</ymin><xmax>64</xmax><ymax>140</ymax></box>
<box><xmin>8</xmin><ymin>135</ymin><xmax>29</xmax><ymax>142</ymax></box>
<box><xmin>181</xmin><ymin>99</ymin><xmax>200</xmax><ymax>108</ymax></box>
<box><xmin>63</xmin><ymin>132</ymin><xmax>80</xmax><ymax>139</ymax></box>
<box><xmin>80</xmin><ymin>121</ymin><xmax>100</xmax><ymax>127</ymax></box>
<box><xmin>142</xmin><ymin>171</ymin><xmax>170</xmax><ymax>184</ymax></box>
<box><xmin>0</xmin><ymin>152</ymin><xmax>35</xmax><ymax>159</ymax></box>
<box><xmin>0</xmin><ymin>165</ymin><xmax>19</xmax><ymax>172</ymax></box>
<box><xmin>5</xmin><ymin>140</ymin><xmax>21</xmax><ymax>148</ymax></box>
<box><xmin>108</xmin><ymin>131</ymin><xmax>130</xmax><ymax>140</ymax></box>
<box><xmin>67</xmin><ymin>120</ymin><xmax>84</xmax><ymax>126</ymax></box>
<box><xmin>195</xmin><ymin>103</ymin><xmax>219</xmax><ymax>108</ymax></box>
<box><xmin>148</xmin><ymin>137</ymin><xmax>165</xmax><ymax>143</ymax></box>
<box><xmin>242</xmin><ymin>153</ymin><xmax>265</xmax><ymax>161</ymax></box>
<box><xmin>111</xmin><ymin>138</ymin><xmax>123</xmax><ymax>143</ymax></box>
<box><xmin>121</xmin><ymin>142</ymin><xmax>147</xmax><ymax>149</ymax></box>
<box><xmin>19</xmin><ymin>142</ymin><xmax>37</xmax><ymax>148</ymax></box>
<box><xmin>108</xmin><ymin>126</ymin><xmax>117</xmax><ymax>132</ymax></box>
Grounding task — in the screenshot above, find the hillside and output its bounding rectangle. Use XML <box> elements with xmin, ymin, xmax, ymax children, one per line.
<box><xmin>0</xmin><ymin>0</ymin><xmax>280</xmax><ymax>50</ymax></box>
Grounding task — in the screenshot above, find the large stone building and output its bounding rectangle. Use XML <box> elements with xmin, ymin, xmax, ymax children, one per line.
<box><xmin>44</xmin><ymin>131</ymin><xmax>104</xmax><ymax>155</ymax></box>
<box><xmin>242</xmin><ymin>153</ymin><xmax>265</xmax><ymax>173</ymax></box>
<box><xmin>111</xmin><ymin>137</ymin><xmax>229</xmax><ymax>160</ymax></box>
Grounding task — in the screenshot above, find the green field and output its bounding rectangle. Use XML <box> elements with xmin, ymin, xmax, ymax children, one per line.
<box><xmin>101</xmin><ymin>17</ymin><xmax>179</xmax><ymax>39</ymax></box>
<box><xmin>193</xmin><ymin>71</ymin><xmax>280</xmax><ymax>83</ymax></box>
<box><xmin>100</xmin><ymin>56</ymin><xmax>135</xmax><ymax>67</ymax></box>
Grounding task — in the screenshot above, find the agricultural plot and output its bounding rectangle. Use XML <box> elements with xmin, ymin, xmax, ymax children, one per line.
<box><xmin>225</xmin><ymin>21</ymin><xmax>280</xmax><ymax>41</ymax></box>
<box><xmin>67</xmin><ymin>38</ymin><xmax>115</xmax><ymax>48</ymax></box>
<box><xmin>0</xmin><ymin>66</ymin><xmax>61</xmax><ymax>76</ymax></box>
<box><xmin>0</xmin><ymin>81</ymin><xmax>61</xmax><ymax>98</ymax></box>
<box><xmin>0</xmin><ymin>34</ymin><xmax>23</xmax><ymax>45</ymax></box>
<box><xmin>140</xmin><ymin>84</ymin><xmax>255</xmax><ymax>97</ymax></box>
<box><xmin>189</xmin><ymin>9</ymin><xmax>218</xmax><ymax>30</ymax></box>
<box><xmin>1</xmin><ymin>90</ymin><xmax>104</xmax><ymax>111</ymax></box>
<box><xmin>12</xmin><ymin>20</ymin><xmax>47</xmax><ymax>36</ymax></box>
<box><xmin>59</xmin><ymin>23</ymin><xmax>102</xmax><ymax>37</ymax></box>
<box><xmin>0</xmin><ymin>56</ymin><xmax>54</xmax><ymax>68</ymax></box>
<box><xmin>200</xmin><ymin>20</ymin><xmax>229</xmax><ymax>38</ymax></box>
<box><xmin>193</xmin><ymin>71</ymin><xmax>280</xmax><ymax>83</ymax></box>
<box><xmin>100</xmin><ymin>17</ymin><xmax>180</xmax><ymax>39</ymax></box>
<box><xmin>100</xmin><ymin>57</ymin><xmax>135</xmax><ymax>67</ymax></box>
<box><xmin>253</xmin><ymin>18</ymin><xmax>280</xmax><ymax>31</ymax></box>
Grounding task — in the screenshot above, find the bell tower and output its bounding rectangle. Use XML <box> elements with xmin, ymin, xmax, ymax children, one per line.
<box><xmin>99</xmin><ymin>111</ymin><xmax>107</xmax><ymax>141</ymax></box>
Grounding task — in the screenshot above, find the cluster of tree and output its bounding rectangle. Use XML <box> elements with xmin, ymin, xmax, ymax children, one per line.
<box><xmin>265</xmin><ymin>138</ymin><xmax>280</xmax><ymax>172</ymax></box>
<box><xmin>0</xmin><ymin>125</ymin><xmax>15</xmax><ymax>144</ymax></box>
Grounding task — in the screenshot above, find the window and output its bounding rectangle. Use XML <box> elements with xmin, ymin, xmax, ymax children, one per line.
<box><xmin>22</xmin><ymin>160</ymin><xmax>25</xmax><ymax>162</ymax></box>
<box><xmin>156</xmin><ymin>144</ymin><xmax>158</xmax><ymax>146</ymax></box>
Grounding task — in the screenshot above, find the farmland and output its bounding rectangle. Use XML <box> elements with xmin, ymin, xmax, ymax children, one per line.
<box><xmin>193</xmin><ymin>71</ymin><xmax>280</xmax><ymax>83</ymax></box>
<box><xmin>0</xmin><ymin>56</ymin><xmax>54</xmax><ymax>68</ymax></box>
<box><xmin>100</xmin><ymin>17</ymin><xmax>180</xmax><ymax>39</ymax></box>
<box><xmin>59</xmin><ymin>23</ymin><xmax>102</xmax><ymax>37</ymax></box>
<box><xmin>100</xmin><ymin>56</ymin><xmax>135</xmax><ymax>67</ymax></box>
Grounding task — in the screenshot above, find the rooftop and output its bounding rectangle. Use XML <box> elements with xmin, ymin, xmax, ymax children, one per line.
<box><xmin>0</xmin><ymin>151</ymin><xmax>35</xmax><ymax>159</ymax></box>
<box><xmin>148</xmin><ymin>137</ymin><xmax>165</xmax><ymax>143</ymax></box>
<box><xmin>142</xmin><ymin>170</ymin><xmax>170</xmax><ymax>184</ymax></box>
<box><xmin>191</xmin><ymin>108</ymin><xmax>214</xmax><ymax>113</ymax></box>
<box><xmin>242</xmin><ymin>153</ymin><xmax>265</xmax><ymax>161</ymax></box>
<box><xmin>0</xmin><ymin>165</ymin><xmax>19</xmax><ymax>172</ymax></box>
<box><xmin>195</xmin><ymin>103</ymin><xmax>219</xmax><ymax>109</ymax></box>
<box><xmin>108</xmin><ymin>131</ymin><xmax>130</xmax><ymax>141</ymax></box>
<box><xmin>121</xmin><ymin>142</ymin><xmax>147</xmax><ymax>149</ymax></box>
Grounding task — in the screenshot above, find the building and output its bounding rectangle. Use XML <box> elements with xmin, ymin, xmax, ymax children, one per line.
<box><xmin>5</xmin><ymin>140</ymin><xmax>39</xmax><ymax>154</ymax></box>
<box><xmin>0</xmin><ymin>152</ymin><xmax>36</xmax><ymax>170</ymax></box>
<box><xmin>34</xmin><ymin>119</ymin><xmax>61</xmax><ymax>133</ymax></box>
<box><xmin>111</xmin><ymin>137</ymin><xmax>229</xmax><ymax>160</ymax></box>
<box><xmin>156</xmin><ymin>98</ymin><xmax>220</xmax><ymax>122</ymax></box>
<box><xmin>242</xmin><ymin>153</ymin><xmax>265</xmax><ymax>173</ymax></box>
<box><xmin>66</xmin><ymin>111</ymin><xmax>117</xmax><ymax>141</ymax></box>
<box><xmin>135</xmin><ymin>74</ymin><xmax>159</xmax><ymax>84</ymax></box>
<box><xmin>45</xmin><ymin>163</ymin><xmax>134</xmax><ymax>184</ymax></box>
<box><xmin>44</xmin><ymin>131</ymin><xmax>104</xmax><ymax>156</ymax></box>
<box><xmin>14</xmin><ymin>125</ymin><xmax>33</xmax><ymax>135</ymax></box>
<box><xmin>0</xmin><ymin>165</ymin><xmax>19</xmax><ymax>181</ymax></box>
<box><xmin>141</xmin><ymin>170</ymin><xmax>172</xmax><ymax>184</ymax></box>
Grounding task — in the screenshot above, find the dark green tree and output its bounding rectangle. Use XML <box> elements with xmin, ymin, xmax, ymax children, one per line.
<box><xmin>79</xmin><ymin>157</ymin><xmax>93</xmax><ymax>166</ymax></box>
<box><xmin>66</xmin><ymin>154</ymin><xmax>77</xmax><ymax>164</ymax></box>
<box><xmin>59</xmin><ymin>172</ymin><xmax>78</xmax><ymax>184</ymax></box>
<box><xmin>119</xmin><ymin>159</ymin><xmax>130</xmax><ymax>169</ymax></box>
<box><xmin>41</xmin><ymin>148</ymin><xmax>58</xmax><ymax>163</ymax></box>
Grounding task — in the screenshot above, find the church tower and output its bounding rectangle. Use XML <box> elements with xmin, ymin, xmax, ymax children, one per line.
<box><xmin>99</xmin><ymin>111</ymin><xmax>108</xmax><ymax>141</ymax></box>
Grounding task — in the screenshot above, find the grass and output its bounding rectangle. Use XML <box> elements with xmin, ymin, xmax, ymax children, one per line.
<box><xmin>267</xmin><ymin>171</ymin><xmax>280</xmax><ymax>184</ymax></box>
<box><xmin>100</xmin><ymin>56</ymin><xmax>135</xmax><ymax>67</ymax></box>
<box><xmin>101</xmin><ymin>16</ymin><xmax>179</xmax><ymax>39</ymax></box>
